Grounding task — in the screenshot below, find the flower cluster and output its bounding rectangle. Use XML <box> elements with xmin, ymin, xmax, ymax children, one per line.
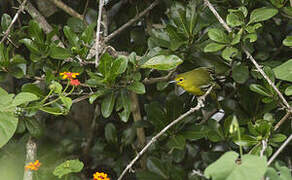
<box><xmin>93</xmin><ymin>172</ymin><xmax>110</xmax><ymax>180</ymax></box>
<box><xmin>25</xmin><ymin>160</ymin><xmax>41</xmax><ymax>171</ymax></box>
<box><xmin>59</xmin><ymin>72</ymin><xmax>80</xmax><ymax>86</ymax></box>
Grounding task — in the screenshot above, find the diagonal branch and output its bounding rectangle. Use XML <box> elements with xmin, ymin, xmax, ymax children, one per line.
<box><xmin>117</xmin><ymin>86</ymin><xmax>214</xmax><ymax>180</ymax></box>
<box><xmin>204</xmin><ymin>0</ymin><xmax>291</xmax><ymax>111</ymax></box>
<box><xmin>48</xmin><ymin>0</ymin><xmax>83</xmax><ymax>20</ymax></box>
<box><xmin>104</xmin><ymin>0</ymin><xmax>160</xmax><ymax>43</ymax></box>
<box><xmin>0</xmin><ymin>0</ymin><xmax>27</xmax><ymax>44</ymax></box>
<box><xmin>268</xmin><ymin>134</ymin><xmax>292</xmax><ymax>165</ymax></box>
<box><xmin>143</xmin><ymin>68</ymin><xmax>176</xmax><ymax>84</ymax></box>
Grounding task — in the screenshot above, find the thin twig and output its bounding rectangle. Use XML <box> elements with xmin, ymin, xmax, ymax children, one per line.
<box><xmin>204</xmin><ymin>0</ymin><xmax>291</xmax><ymax>111</ymax></box>
<box><xmin>274</xmin><ymin>111</ymin><xmax>292</xmax><ymax>131</ymax></box>
<box><xmin>23</xmin><ymin>136</ymin><xmax>37</xmax><ymax>180</ymax></box>
<box><xmin>260</xmin><ymin>140</ymin><xmax>267</xmax><ymax>157</ymax></box>
<box><xmin>72</xmin><ymin>93</ymin><xmax>93</xmax><ymax>104</ymax></box>
<box><xmin>143</xmin><ymin>68</ymin><xmax>176</xmax><ymax>84</ymax></box>
<box><xmin>268</xmin><ymin>134</ymin><xmax>292</xmax><ymax>165</ymax></box>
<box><xmin>104</xmin><ymin>0</ymin><xmax>159</xmax><ymax>43</ymax></box>
<box><xmin>204</xmin><ymin>0</ymin><xmax>231</xmax><ymax>33</ymax></box>
<box><xmin>117</xmin><ymin>86</ymin><xmax>214</xmax><ymax>180</ymax></box>
<box><xmin>95</xmin><ymin>0</ymin><xmax>104</xmax><ymax>67</ymax></box>
<box><xmin>48</xmin><ymin>0</ymin><xmax>83</xmax><ymax>20</ymax></box>
<box><xmin>0</xmin><ymin>0</ymin><xmax>27</xmax><ymax>44</ymax></box>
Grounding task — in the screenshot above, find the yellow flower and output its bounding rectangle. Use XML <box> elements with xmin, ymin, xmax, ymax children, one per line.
<box><xmin>25</xmin><ymin>160</ymin><xmax>41</xmax><ymax>171</ymax></box>
<box><xmin>59</xmin><ymin>72</ymin><xmax>79</xmax><ymax>80</ymax></box>
<box><xmin>93</xmin><ymin>172</ymin><xmax>110</xmax><ymax>180</ymax></box>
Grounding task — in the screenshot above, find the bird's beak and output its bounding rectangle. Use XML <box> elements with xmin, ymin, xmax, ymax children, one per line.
<box><xmin>168</xmin><ymin>80</ymin><xmax>176</xmax><ymax>84</ymax></box>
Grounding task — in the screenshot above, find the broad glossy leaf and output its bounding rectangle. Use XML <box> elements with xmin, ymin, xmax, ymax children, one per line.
<box><xmin>99</xmin><ymin>53</ymin><xmax>114</xmax><ymax>78</ymax></box>
<box><xmin>205</xmin><ymin>151</ymin><xmax>267</xmax><ymax>180</ymax></box>
<box><xmin>147</xmin><ymin>157</ymin><xmax>169</xmax><ymax>179</ymax></box>
<box><xmin>248</xmin><ymin>8</ymin><xmax>278</xmax><ymax>24</ymax></box>
<box><xmin>273</xmin><ymin>59</ymin><xmax>292</xmax><ymax>82</ymax></box>
<box><xmin>101</xmin><ymin>92</ymin><xmax>116</xmax><ymax>118</ymax></box>
<box><xmin>60</xmin><ymin>96</ymin><xmax>72</xmax><ymax>110</ymax></box>
<box><xmin>49</xmin><ymin>45</ymin><xmax>72</xmax><ymax>60</ymax></box>
<box><xmin>283</xmin><ymin>36</ymin><xmax>292</xmax><ymax>47</ymax></box>
<box><xmin>232</xmin><ymin>64</ymin><xmax>249</xmax><ymax>84</ymax></box>
<box><xmin>145</xmin><ymin>102</ymin><xmax>167</xmax><ymax>131</ymax></box>
<box><xmin>12</xmin><ymin>92</ymin><xmax>39</xmax><ymax>106</ymax></box>
<box><xmin>227</xmin><ymin>12</ymin><xmax>244</xmax><ymax>27</ymax></box>
<box><xmin>118</xmin><ymin>90</ymin><xmax>131</xmax><ymax>122</ymax></box>
<box><xmin>222</xmin><ymin>47</ymin><xmax>238</xmax><ymax>61</ymax></box>
<box><xmin>166</xmin><ymin>24</ymin><xmax>186</xmax><ymax>51</ymax></box>
<box><xmin>21</xmin><ymin>83</ymin><xmax>45</xmax><ymax>97</ymax></box>
<box><xmin>64</xmin><ymin>26</ymin><xmax>80</xmax><ymax>47</ymax></box>
<box><xmin>24</xmin><ymin>117</ymin><xmax>43</xmax><ymax>138</ymax></box>
<box><xmin>53</xmin><ymin>159</ymin><xmax>84</xmax><ymax>178</ymax></box>
<box><xmin>0</xmin><ymin>112</ymin><xmax>18</xmax><ymax>148</ymax></box>
<box><xmin>1</xmin><ymin>13</ymin><xmax>12</xmax><ymax>31</ymax></box>
<box><xmin>167</xmin><ymin>135</ymin><xmax>186</xmax><ymax>150</ymax></box>
<box><xmin>19</xmin><ymin>39</ymin><xmax>41</xmax><ymax>55</ymax></box>
<box><xmin>81</xmin><ymin>23</ymin><xmax>95</xmax><ymax>44</ymax></box>
<box><xmin>285</xmin><ymin>86</ymin><xmax>292</xmax><ymax>96</ymax></box>
<box><xmin>204</xmin><ymin>43</ymin><xmax>226</xmax><ymax>52</ymax></box>
<box><xmin>28</xmin><ymin>20</ymin><xmax>44</xmax><ymax>43</ymax></box>
<box><xmin>141</xmin><ymin>55</ymin><xmax>183</xmax><ymax>71</ymax></box>
<box><xmin>127</xmin><ymin>82</ymin><xmax>145</xmax><ymax>94</ymax></box>
<box><xmin>243</xmin><ymin>33</ymin><xmax>257</xmax><ymax>42</ymax></box>
<box><xmin>111</xmin><ymin>55</ymin><xmax>128</xmax><ymax>75</ymax></box>
<box><xmin>249</xmin><ymin>84</ymin><xmax>271</xmax><ymax>97</ymax></box>
<box><xmin>208</xmin><ymin>28</ymin><xmax>230</xmax><ymax>44</ymax></box>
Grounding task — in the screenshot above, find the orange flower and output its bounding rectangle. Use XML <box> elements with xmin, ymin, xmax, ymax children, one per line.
<box><xmin>93</xmin><ymin>172</ymin><xmax>110</xmax><ymax>180</ymax></box>
<box><xmin>60</xmin><ymin>72</ymin><xmax>79</xmax><ymax>80</ymax></box>
<box><xmin>70</xmin><ymin>79</ymin><xmax>80</xmax><ymax>86</ymax></box>
<box><xmin>25</xmin><ymin>160</ymin><xmax>41</xmax><ymax>171</ymax></box>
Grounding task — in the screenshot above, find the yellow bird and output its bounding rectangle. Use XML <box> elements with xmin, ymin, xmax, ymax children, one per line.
<box><xmin>174</xmin><ymin>67</ymin><xmax>214</xmax><ymax>96</ymax></box>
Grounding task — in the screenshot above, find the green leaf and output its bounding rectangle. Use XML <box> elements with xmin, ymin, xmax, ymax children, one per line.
<box><xmin>166</xmin><ymin>24</ymin><xmax>186</xmax><ymax>51</ymax></box>
<box><xmin>222</xmin><ymin>47</ymin><xmax>238</xmax><ymax>61</ymax></box>
<box><xmin>67</xmin><ymin>17</ymin><xmax>85</xmax><ymax>33</ymax></box>
<box><xmin>28</xmin><ymin>20</ymin><xmax>44</xmax><ymax>43</ymax></box>
<box><xmin>232</xmin><ymin>64</ymin><xmax>249</xmax><ymax>84</ymax></box>
<box><xmin>64</xmin><ymin>26</ymin><xmax>80</xmax><ymax>47</ymax></box>
<box><xmin>19</xmin><ymin>39</ymin><xmax>41</xmax><ymax>55</ymax></box>
<box><xmin>1</xmin><ymin>13</ymin><xmax>12</xmax><ymax>31</ymax></box>
<box><xmin>168</xmin><ymin>2</ymin><xmax>189</xmax><ymax>37</ymax></box>
<box><xmin>136</xmin><ymin>171</ymin><xmax>164</xmax><ymax>180</ymax></box>
<box><xmin>99</xmin><ymin>53</ymin><xmax>114</xmax><ymax>78</ymax></box>
<box><xmin>24</xmin><ymin>117</ymin><xmax>43</xmax><ymax>138</ymax></box>
<box><xmin>111</xmin><ymin>55</ymin><xmax>128</xmax><ymax>75</ymax></box>
<box><xmin>208</xmin><ymin>28</ymin><xmax>230</xmax><ymax>43</ymax></box>
<box><xmin>101</xmin><ymin>92</ymin><xmax>116</xmax><ymax>118</ymax></box>
<box><xmin>273</xmin><ymin>59</ymin><xmax>292</xmax><ymax>82</ymax></box>
<box><xmin>60</xmin><ymin>96</ymin><xmax>72</xmax><ymax>110</ymax></box>
<box><xmin>285</xmin><ymin>86</ymin><xmax>292</xmax><ymax>96</ymax></box>
<box><xmin>245</xmin><ymin>23</ymin><xmax>262</xmax><ymax>33</ymax></box>
<box><xmin>248</xmin><ymin>8</ymin><xmax>278</xmax><ymax>24</ymax></box>
<box><xmin>141</xmin><ymin>55</ymin><xmax>183</xmax><ymax>71</ymax></box>
<box><xmin>49</xmin><ymin>81</ymin><xmax>63</xmax><ymax>94</ymax></box>
<box><xmin>0</xmin><ymin>87</ymin><xmax>8</xmax><ymax>96</ymax></box>
<box><xmin>147</xmin><ymin>157</ymin><xmax>169</xmax><ymax>179</ymax></box>
<box><xmin>104</xmin><ymin>123</ymin><xmax>118</xmax><ymax>144</ymax></box>
<box><xmin>283</xmin><ymin>36</ymin><xmax>292</xmax><ymax>47</ymax></box>
<box><xmin>12</xmin><ymin>92</ymin><xmax>39</xmax><ymax>106</ymax></box>
<box><xmin>0</xmin><ymin>112</ymin><xmax>18</xmax><ymax>148</ymax></box>
<box><xmin>270</xmin><ymin>134</ymin><xmax>286</xmax><ymax>143</ymax></box>
<box><xmin>49</xmin><ymin>44</ymin><xmax>72</xmax><ymax>60</ymax></box>
<box><xmin>21</xmin><ymin>83</ymin><xmax>45</xmax><ymax>98</ymax></box>
<box><xmin>127</xmin><ymin>82</ymin><xmax>145</xmax><ymax>94</ymax></box>
<box><xmin>145</xmin><ymin>102</ymin><xmax>167</xmax><ymax>131</ymax></box>
<box><xmin>181</xmin><ymin>125</ymin><xmax>207</xmax><ymax>141</ymax></box>
<box><xmin>249</xmin><ymin>84</ymin><xmax>271</xmax><ymax>97</ymax></box>
<box><xmin>231</xmin><ymin>31</ymin><xmax>242</xmax><ymax>45</ymax></box>
<box><xmin>167</xmin><ymin>135</ymin><xmax>186</xmax><ymax>150</ymax></box>
<box><xmin>53</xmin><ymin>159</ymin><xmax>84</xmax><ymax>178</ymax></box>
<box><xmin>265</xmin><ymin>163</ymin><xmax>292</xmax><ymax>180</ymax></box>
<box><xmin>243</xmin><ymin>33</ymin><xmax>257</xmax><ymax>42</ymax></box>
<box><xmin>205</xmin><ymin>151</ymin><xmax>267</xmax><ymax>180</ymax></box>
<box><xmin>227</xmin><ymin>12</ymin><xmax>244</xmax><ymax>27</ymax></box>
<box><xmin>118</xmin><ymin>90</ymin><xmax>131</xmax><ymax>123</ymax></box>
<box><xmin>89</xmin><ymin>89</ymin><xmax>109</xmax><ymax>104</ymax></box>
<box><xmin>204</xmin><ymin>43</ymin><xmax>226</xmax><ymax>52</ymax></box>
<box><xmin>81</xmin><ymin>23</ymin><xmax>95</xmax><ymax>44</ymax></box>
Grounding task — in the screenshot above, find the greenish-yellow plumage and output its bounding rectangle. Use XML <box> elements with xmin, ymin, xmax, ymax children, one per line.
<box><xmin>175</xmin><ymin>67</ymin><xmax>213</xmax><ymax>96</ymax></box>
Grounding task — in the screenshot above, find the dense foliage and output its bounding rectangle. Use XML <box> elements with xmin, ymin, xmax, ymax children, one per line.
<box><xmin>0</xmin><ymin>0</ymin><xmax>291</xmax><ymax>180</ymax></box>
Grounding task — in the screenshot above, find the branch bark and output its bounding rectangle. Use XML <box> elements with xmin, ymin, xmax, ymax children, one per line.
<box><xmin>143</xmin><ymin>68</ymin><xmax>176</xmax><ymax>85</ymax></box>
<box><xmin>95</xmin><ymin>0</ymin><xmax>104</xmax><ymax>67</ymax></box>
<box><xmin>117</xmin><ymin>86</ymin><xmax>214</xmax><ymax>180</ymax></box>
<box><xmin>48</xmin><ymin>0</ymin><xmax>83</xmax><ymax>20</ymax></box>
<box><xmin>268</xmin><ymin>134</ymin><xmax>292</xmax><ymax>165</ymax></box>
<box><xmin>0</xmin><ymin>0</ymin><xmax>27</xmax><ymax>44</ymax></box>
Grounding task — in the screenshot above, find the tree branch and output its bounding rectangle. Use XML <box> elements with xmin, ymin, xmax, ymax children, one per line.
<box><xmin>117</xmin><ymin>86</ymin><xmax>214</xmax><ymax>180</ymax></box>
<box><xmin>0</xmin><ymin>0</ymin><xmax>27</xmax><ymax>44</ymax></box>
<box><xmin>143</xmin><ymin>68</ymin><xmax>176</xmax><ymax>84</ymax></box>
<box><xmin>268</xmin><ymin>134</ymin><xmax>292</xmax><ymax>165</ymax></box>
<box><xmin>204</xmin><ymin>0</ymin><xmax>291</xmax><ymax>111</ymax></box>
<box><xmin>104</xmin><ymin>0</ymin><xmax>160</xmax><ymax>43</ymax></box>
<box><xmin>274</xmin><ymin>111</ymin><xmax>292</xmax><ymax>131</ymax></box>
<box><xmin>23</xmin><ymin>137</ymin><xmax>37</xmax><ymax>180</ymax></box>
<box><xmin>48</xmin><ymin>0</ymin><xmax>83</xmax><ymax>20</ymax></box>
<box><xmin>95</xmin><ymin>0</ymin><xmax>104</xmax><ymax>67</ymax></box>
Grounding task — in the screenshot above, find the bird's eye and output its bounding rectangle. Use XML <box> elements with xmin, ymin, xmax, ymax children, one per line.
<box><xmin>179</xmin><ymin>78</ymin><xmax>183</xmax><ymax>82</ymax></box>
